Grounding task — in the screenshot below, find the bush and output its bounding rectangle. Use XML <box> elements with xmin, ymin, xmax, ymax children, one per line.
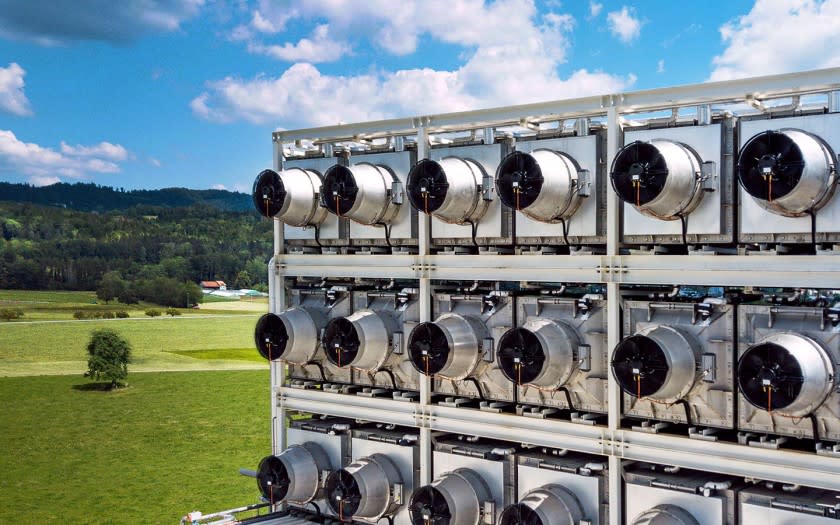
<box><xmin>74</xmin><ymin>310</ymin><xmax>91</xmax><ymax>320</ymax></box>
<box><xmin>165</xmin><ymin>307</ymin><xmax>181</xmax><ymax>317</ymax></box>
<box><xmin>0</xmin><ymin>308</ymin><xmax>24</xmax><ymax>321</ymax></box>
<box><xmin>100</xmin><ymin>311</ymin><xmax>116</xmax><ymax>319</ymax></box>
<box><xmin>84</xmin><ymin>328</ymin><xmax>131</xmax><ymax>389</ymax></box>
<box><xmin>115</xmin><ymin>311</ymin><xmax>129</xmax><ymax>319</ymax></box>
<box><xmin>145</xmin><ymin>309</ymin><xmax>161</xmax><ymax>318</ymax></box>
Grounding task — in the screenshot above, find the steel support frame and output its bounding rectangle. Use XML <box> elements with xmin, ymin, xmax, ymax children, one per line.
<box><xmin>268</xmin><ymin>68</ymin><xmax>840</xmax><ymax>520</ymax></box>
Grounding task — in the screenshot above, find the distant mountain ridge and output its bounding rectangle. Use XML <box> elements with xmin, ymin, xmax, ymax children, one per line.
<box><xmin>0</xmin><ymin>182</ymin><xmax>253</xmax><ymax>213</ymax></box>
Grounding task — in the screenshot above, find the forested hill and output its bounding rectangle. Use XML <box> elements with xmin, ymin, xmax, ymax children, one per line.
<box><xmin>0</xmin><ymin>201</ymin><xmax>272</xmax><ymax>292</ymax></box>
<box><xmin>0</xmin><ymin>182</ymin><xmax>253</xmax><ymax>212</ymax></box>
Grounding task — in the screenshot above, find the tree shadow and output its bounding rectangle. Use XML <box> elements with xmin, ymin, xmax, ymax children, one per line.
<box><xmin>72</xmin><ymin>382</ymin><xmax>125</xmax><ymax>392</ymax></box>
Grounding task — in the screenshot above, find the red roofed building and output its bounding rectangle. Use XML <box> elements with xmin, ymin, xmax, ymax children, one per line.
<box><xmin>200</xmin><ymin>280</ymin><xmax>227</xmax><ymax>291</ymax></box>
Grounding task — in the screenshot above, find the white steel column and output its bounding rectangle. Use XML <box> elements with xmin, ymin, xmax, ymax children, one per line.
<box><xmin>416</xmin><ymin>125</ymin><xmax>433</xmax><ymax>486</ymax></box>
<box><xmin>271</xmin><ymin>139</ymin><xmax>287</xmax><ymax>456</ymax></box>
<box><xmin>605</xmin><ymin>105</ymin><xmax>624</xmax><ymax>525</ymax></box>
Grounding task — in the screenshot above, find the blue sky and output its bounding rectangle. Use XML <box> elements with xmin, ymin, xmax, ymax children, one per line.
<box><xmin>0</xmin><ymin>0</ymin><xmax>837</xmax><ymax>192</ymax></box>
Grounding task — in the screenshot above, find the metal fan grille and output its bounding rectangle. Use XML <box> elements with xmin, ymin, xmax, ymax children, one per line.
<box><xmin>322</xmin><ymin>317</ymin><xmax>360</xmax><ymax>367</ymax></box>
<box><xmin>498</xmin><ymin>328</ymin><xmax>545</xmax><ymax>385</ymax></box>
<box><xmin>500</xmin><ymin>503</ymin><xmax>543</xmax><ymax>525</ymax></box>
<box><xmin>738</xmin><ymin>342</ymin><xmax>804</xmax><ymax>411</ymax></box>
<box><xmin>253</xmin><ymin>169</ymin><xmax>287</xmax><ymax>217</ymax></box>
<box><xmin>496</xmin><ymin>152</ymin><xmax>544</xmax><ymax>211</ymax></box>
<box><xmin>409</xmin><ymin>486</ymin><xmax>452</xmax><ymax>525</ymax></box>
<box><xmin>612</xmin><ymin>335</ymin><xmax>670</xmax><ymax>398</ymax></box>
<box><xmin>254</xmin><ymin>313</ymin><xmax>288</xmax><ymax>361</ymax></box>
<box><xmin>407</xmin><ymin>159</ymin><xmax>449</xmax><ymax>214</ymax></box>
<box><xmin>322</xmin><ymin>165</ymin><xmax>358</xmax><ymax>216</ymax></box>
<box><xmin>325</xmin><ymin>469</ymin><xmax>361</xmax><ymax>518</ymax></box>
<box><xmin>408</xmin><ymin>322</ymin><xmax>450</xmax><ymax>376</ymax></box>
<box><xmin>257</xmin><ymin>455</ymin><xmax>291</xmax><ymax>503</ymax></box>
<box><xmin>611</xmin><ymin>142</ymin><xmax>669</xmax><ymax>206</ymax></box>
<box><xmin>738</xmin><ymin>131</ymin><xmax>805</xmax><ymax>202</ymax></box>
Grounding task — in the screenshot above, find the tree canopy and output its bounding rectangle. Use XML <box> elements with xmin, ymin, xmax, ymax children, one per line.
<box><xmin>85</xmin><ymin>329</ymin><xmax>132</xmax><ymax>389</ymax></box>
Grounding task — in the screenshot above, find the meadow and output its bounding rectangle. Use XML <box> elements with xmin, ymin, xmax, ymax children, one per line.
<box><xmin>0</xmin><ymin>290</ymin><xmax>273</xmax><ymax>523</ymax></box>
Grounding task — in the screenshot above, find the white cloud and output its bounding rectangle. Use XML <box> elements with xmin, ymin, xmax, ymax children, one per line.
<box><xmin>710</xmin><ymin>0</ymin><xmax>840</xmax><ymax>81</ymax></box>
<box><xmin>657</xmin><ymin>59</ymin><xmax>665</xmax><ymax>73</ymax></box>
<box><xmin>60</xmin><ymin>141</ymin><xmax>129</xmax><ymax>161</ymax></box>
<box><xmin>589</xmin><ymin>1</ymin><xmax>603</xmax><ymax>17</ymax></box>
<box><xmin>196</xmin><ymin>1</ymin><xmax>634</xmax><ymax>127</ymax></box>
<box><xmin>211</xmin><ymin>183</ymin><xmax>227</xmax><ymax>190</ymax></box>
<box><xmin>0</xmin><ymin>0</ymin><xmax>205</xmax><ymax>45</ymax></box>
<box><xmin>28</xmin><ymin>175</ymin><xmax>60</xmax><ymax>187</ymax></box>
<box><xmin>247</xmin><ymin>24</ymin><xmax>351</xmax><ymax>62</ymax></box>
<box><xmin>0</xmin><ymin>129</ymin><xmax>129</xmax><ymax>180</ymax></box>
<box><xmin>0</xmin><ymin>62</ymin><xmax>32</xmax><ymax>116</ymax></box>
<box><xmin>607</xmin><ymin>6</ymin><xmax>643</xmax><ymax>43</ymax></box>
<box><xmin>150</xmin><ymin>158</ymin><xmax>162</xmax><ymax>167</ymax></box>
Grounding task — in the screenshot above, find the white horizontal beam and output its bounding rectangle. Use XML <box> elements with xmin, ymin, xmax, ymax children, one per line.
<box><xmin>277</xmin><ymin>387</ymin><xmax>419</xmax><ymax>428</ymax></box>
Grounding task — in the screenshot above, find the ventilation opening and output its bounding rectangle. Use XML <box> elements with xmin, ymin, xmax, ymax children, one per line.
<box><xmin>611</xmin><ymin>334</ymin><xmax>669</xmax><ymax>398</ymax></box>
<box><xmin>257</xmin><ymin>455</ymin><xmax>290</xmax><ymax>502</ymax></box>
<box><xmin>611</xmin><ymin>141</ymin><xmax>669</xmax><ymax>206</ymax></box>
<box><xmin>325</xmin><ymin>469</ymin><xmax>362</xmax><ymax>519</ymax></box>
<box><xmin>407</xmin><ymin>159</ymin><xmax>449</xmax><ymax>214</ymax></box>
<box><xmin>322</xmin><ymin>317</ymin><xmax>360</xmax><ymax>367</ymax></box>
<box><xmin>253</xmin><ymin>169</ymin><xmax>287</xmax><ymax>218</ymax></box>
<box><xmin>499</xmin><ymin>503</ymin><xmax>542</xmax><ymax>525</ymax></box>
<box><xmin>496</xmin><ymin>151</ymin><xmax>543</xmax><ymax>211</ymax></box>
<box><xmin>322</xmin><ymin>165</ymin><xmax>359</xmax><ymax>216</ymax></box>
<box><xmin>498</xmin><ymin>327</ymin><xmax>545</xmax><ymax>385</ymax></box>
<box><xmin>254</xmin><ymin>313</ymin><xmax>288</xmax><ymax>361</ymax></box>
<box><xmin>409</xmin><ymin>486</ymin><xmax>451</xmax><ymax>525</ymax></box>
<box><xmin>738</xmin><ymin>342</ymin><xmax>804</xmax><ymax>411</ymax></box>
<box><xmin>738</xmin><ymin>131</ymin><xmax>805</xmax><ymax>202</ymax></box>
<box><xmin>408</xmin><ymin>322</ymin><xmax>450</xmax><ymax>375</ymax></box>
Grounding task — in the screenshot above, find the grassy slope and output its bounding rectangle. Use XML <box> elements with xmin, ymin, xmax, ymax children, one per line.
<box><xmin>0</xmin><ymin>370</ymin><xmax>270</xmax><ymax>524</ymax></box>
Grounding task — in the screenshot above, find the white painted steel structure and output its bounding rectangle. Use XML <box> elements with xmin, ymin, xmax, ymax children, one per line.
<box><xmin>267</xmin><ymin>68</ymin><xmax>840</xmax><ymax>525</ymax></box>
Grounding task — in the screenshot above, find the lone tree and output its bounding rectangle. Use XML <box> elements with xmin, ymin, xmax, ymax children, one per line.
<box><xmin>85</xmin><ymin>329</ymin><xmax>132</xmax><ymax>389</ymax></box>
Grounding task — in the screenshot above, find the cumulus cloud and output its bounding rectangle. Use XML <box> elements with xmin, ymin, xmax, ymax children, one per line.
<box><xmin>211</xmin><ymin>183</ymin><xmax>227</xmax><ymax>190</ymax></box>
<box><xmin>0</xmin><ymin>0</ymin><xmax>205</xmax><ymax>45</ymax></box>
<box><xmin>28</xmin><ymin>175</ymin><xmax>61</xmax><ymax>187</ymax></box>
<box><xmin>710</xmin><ymin>0</ymin><xmax>840</xmax><ymax>81</ymax></box>
<box><xmin>196</xmin><ymin>1</ymin><xmax>634</xmax><ymax>127</ymax></box>
<box><xmin>247</xmin><ymin>24</ymin><xmax>351</xmax><ymax>62</ymax></box>
<box><xmin>0</xmin><ymin>62</ymin><xmax>32</xmax><ymax>116</ymax></box>
<box><xmin>589</xmin><ymin>1</ymin><xmax>603</xmax><ymax>17</ymax></box>
<box><xmin>0</xmin><ymin>130</ymin><xmax>130</xmax><ymax>181</ymax></box>
<box><xmin>657</xmin><ymin>59</ymin><xmax>665</xmax><ymax>73</ymax></box>
<box><xmin>607</xmin><ymin>6</ymin><xmax>643</xmax><ymax>43</ymax></box>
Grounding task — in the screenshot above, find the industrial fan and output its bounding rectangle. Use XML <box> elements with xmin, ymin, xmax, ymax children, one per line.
<box><xmin>409</xmin><ymin>486</ymin><xmax>452</xmax><ymax>525</ymax></box>
<box><xmin>737</xmin><ymin>342</ymin><xmax>804</xmax><ymax>412</ymax></box>
<box><xmin>497</xmin><ymin>328</ymin><xmax>545</xmax><ymax>385</ymax></box>
<box><xmin>408</xmin><ymin>322</ymin><xmax>450</xmax><ymax>376</ymax></box>
<box><xmin>325</xmin><ymin>469</ymin><xmax>362</xmax><ymax>519</ymax></box>
<box><xmin>256</xmin><ymin>455</ymin><xmax>290</xmax><ymax>503</ymax></box>
<box><xmin>495</xmin><ymin>152</ymin><xmax>543</xmax><ymax>212</ymax></box>
<box><xmin>322</xmin><ymin>317</ymin><xmax>360</xmax><ymax>368</ymax></box>
<box><xmin>611</xmin><ymin>142</ymin><xmax>669</xmax><ymax>207</ymax></box>
<box><xmin>631</xmin><ymin>505</ymin><xmax>700</xmax><ymax>525</ymax></box>
<box><xmin>407</xmin><ymin>159</ymin><xmax>449</xmax><ymax>215</ymax></box>
<box><xmin>322</xmin><ymin>165</ymin><xmax>359</xmax><ymax>217</ymax></box>
<box><xmin>738</xmin><ymin>131</ymin><xmax>806</xmax><ymax>203</ymax></box>
<box><xmin>499</xmin><ymin>503</ymin><xmax>542</xmax><ymax>525</ymax></box>
<box><xmin>254</xmin><ymin>313</ymin><xmax>289</xmax><ymax>361</ymax></box>
<box><xmin>252</xmin><ymin>169</ymin><xmax>287</xmax><ymax>217</ymax></box>
<box><xmin>611</xmin><ymin>335</ymin><xmax>669</xmax><ymax>398</ymax></box>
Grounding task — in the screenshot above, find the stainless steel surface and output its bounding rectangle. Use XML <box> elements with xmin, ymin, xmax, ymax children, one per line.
<box><xmin>325</xmin><ymin>163</ymin><xmax>400</xmax><ymax>225</ymax></box>
<box><xmin>513</xmin><ymin>485</ymin><xmax>584</xmax><ymax>525</ymax></box>
<box><xmin>340</xmin><ymin>309</ymin><xmax>392</xmax><ymax>372</ymax></box>
<box><xmin>336</xmin><ymin>454</ymin><xmax>402</xmax><ymax>519</ymax></box>
<box><xmin>517</xmin><ymin>456</ymin><xmax>606</xmax><ymax>525</ymax></box>
<box><xmin>627</xmin><ymin>324</ymin><xmax>699</xmax><ymax>402</ymax></box>
<box><xmin>276</xmin><ymin>443</ymin><xmax>330</xmax><ymax>504</ymax></box>
<box><xmin>435</xmin><ymin>313</ymin><xmax>486</xmax><ymax>381</ymax></box>
<box><xmin>510</xmin><ymin>318</ymin><xmax>579</xmax><ymax>389</ymax></box>
<box><xmin>420</xmin><ymin>157</ymin><xmax>488</xmax><ymax>224</ymax></box>
<box><xmin>283</xmin><ymin>156</ymin><xmax>343</xmax><ymax>242</ymax></box>
<box><xmin>422</xmin><ymin>469</ymin><xmax>493</xmax><ymax>525</ymax></box>
<box><xmin>277</xmin><ymin>307</ymin><xmax>324</xmax><ymax>365</ymax></box>
<box><xmin>501</xmin><ymin>149</ymin><xmax>584</xmax><ymax>223</ymax></box>
<box><xmin>630</xmin><ymin>504</ymin><xmax>699</xmax><ymax>525</ymax></box>
<box><xmin>349</xmin><ymin>151</ymin><xmax>416</xmax><ymax>243</ymax></box>
<box><xmin>266</xmin><ymin>168</ymin><xmax>328</xmax><ymax>227</ymax></box>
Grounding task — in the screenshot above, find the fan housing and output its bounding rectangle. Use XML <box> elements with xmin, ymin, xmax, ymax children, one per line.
<box><xmin>321</xmin><ymin>163</ymin><xmax>400</xmax><ymax>225</ymax></box>
<box><xmin>409</xmin><ymin>468</ymin><xmax>492</xmax><ymax>525</ymax></box>
<box><xmin>631</xmin><ymin>504</ymin><xmax>700</xmax><ymax>525</ymax></box>
<box><xmin>497</xmin><ymin>319</ymin><xmax>579</xmax><ymax>389</ymax></box>
<box><xmin>325</xmin><ymin>454</ymin><xmax>403</xmax><ymax>520</ymax></box>
<box><xmin>257</xmin><ymin>442</ymin><xmax>330</xmax><ymax>505</ymax></box>
<box><xmin>321</xmin><ymin>310</ymin><xmax>391</xmax><ymax>371</ymax></box>
<box><xmin>407</xmin><ymin>313</ymin><xmax>487</xmax><ymax>380</ymax></box>
<box><xmin>737</xmin><ymin>129</ymin><xmax>837</xmax><ymax>217</ymax></box>
<box><xmin>737</xmin><ymin>332</ymin><xmax>833</xmax><ymax>417</ymax></box>
<box><xmin>407</xmin><ymin>158</ymin><xmax>489</xmax><ymax>224</ymax></box>
<box><xmin>254</xmin><ymin>308</ymin><xmax>323</xmax><ymax>364</ymax></box>
<box><xmin>495</xmin><ymin>150</ymin><xmax>585</xmax><ymax>223</ymax></box>
<box><xmin>610</xmin><ymin>140</ymin><xmax>705</xmax><ymax>220</ymax></box>
<box><xmin>252</xmin><ymin>168</ymin><xmax>327</xmax><ymax>226</ymax></box>
<box><xmin>611</xmin><ymin>325</ymin><xmax>699</xmax><ymax>401</ymax></box>
<box><xmin>499</xmin><ymin>485</ymin><xmax>584</xmax><ymax>525</ymax></box>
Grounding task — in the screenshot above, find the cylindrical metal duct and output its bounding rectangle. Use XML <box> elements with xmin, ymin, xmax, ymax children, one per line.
<box><xmin>737</xmin><ymin>332</ymin><xmax>834</xmax><ymax>417</ymax></box>
<box><xmin>409</xmin><ymin>468</ymin><xmax>493</xmax><ymax>525</ymax></box>
<box><xmin>321</xmin><ymin>309</ymin><xmax>392</xmax><ymax>371</ymax></box>
<box><xmin>611</xmin><ymin>325</ymin><xmax>700</xmax><ymax>401</ymax></box>
<box><xmin>495</xmin><ymin>150</ymin><xmax>584</xmax><ymax>223</ymax></box>
<box><xmin>254</xmin><ymin>307</ymin><xmax>324</xmax><ymax>364</ymax></box>
<box><xmin>407</xmin><ymin>313</ymin><xmax>488</xmax><ymax>380</ymax></box>
<box><xmin>610</xmin><ymin>140</ymin><xmax>705</xmax><ymax>220</ymax></box>
<box><xmin>631</xmin><ymin>504</ymin><xmax>700</xmax><ymax>525</ymax></box>
<box><xmin>256</xmin><ymin>442</ymin><xmax>331</xmax><ymax>505</ymax></box>
<box><xmin>499</xmin><ymin>484</ymin><xmax>584</xmax><ymax>525</ymax></box>
<box><xmin>325</xmin><ymin>454</ymin><xmax>403</xmax><ymax>520</ymax></box>
<box><xmin>407</xmin><ymin>158</ymin><xmax>489</xmax><ymax>224</ymax></box>
<box><xmin>737</xmin><ymin>129</ymin><xmax>837</xmax><ymax>217</ymax></box>
<box><xmin>321</xmin><ymin>163</ymin><xmax>400</xmax><ymax>225</ymax></box>
<box><xmin>497</xmin><ymin>319</ymin><xmax>580</xmax><ymax>389</ymax></box>
<box><xmin>252</xmin><ymin>168</ymin><xmax>328</xmax><ymax>226</ymax></box>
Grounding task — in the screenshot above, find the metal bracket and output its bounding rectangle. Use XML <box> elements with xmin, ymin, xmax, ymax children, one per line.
<box><xmin>391</xmin><ymin>180</ymin><xmax>404</xmax><ymax>205</ymax></box>
<box><xmin>701</xmin><ymin>353</ymin><xmax>717</xmax><ymax>383</ymax></box>
<box><xmin>578</xmin><ymin>344</ymin><xmax>592</xmax><ymax>372</ymax></box>
<box><xmin>481</xmin><ymin>172</ymin><xmax>494</xmax><ymax>201</ymax></box>
<box><xmin>577</xmin><ymin>169</ymin><xmax>591</xmax><ymax>197</ymax></box>
<box><xmin>482</xmin><ymin>338</ymin><xmax>495</xmax><ymax>362</ymax></box>
<box><xmin>822</xmin><ymin>307</ymin><xmax>840</xmax><ymax>330</ymax></box>
<box><xmin>700</xmin><ymin>161</ymin><xmax>717</xmax><ymax>192</ymax></box>
<box><xmin>692</xmin><ymin>302</ymin><xmax>714</xmax><ymax>325</ymax></box>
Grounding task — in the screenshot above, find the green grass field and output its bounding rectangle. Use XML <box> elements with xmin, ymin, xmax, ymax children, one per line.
<box><xmin>0</xmin><ymin>370</ymin><xmax>271</xmax><ymax>524</ymax></box>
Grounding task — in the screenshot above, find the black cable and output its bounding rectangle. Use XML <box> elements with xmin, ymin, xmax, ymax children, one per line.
<box><xmin>304</xmin><ymin>360</ymin><xmax>327</xmax><ymax>381</ymax></box>
<box><xmin>308</xmin><ymin>501</ymin><xmax>322</xmax><ymax>518</ymax></box>
<box><xmin>377</xmin><ymin>515</ymin><xmax>394</xmax><ymax>525</ymax></box>
<box><xmin>464</xmin><ymin>377</ymin><xmax>486</xmax><ymax>400</ymax></box>
<box><xmin>465</xmin><ymin>219</ymin><xmax>479</xmax><ymax>248</ymax></box>
<box><xmin>314</xmin><ymin>223</ymin><xmax>323</xmax><ymax>248</ymax></box>
<box><xmin>678</xmin><ymin>213</ymin><xmax>688</xmax><ymax>247</ymax></box>
<box><xmin>375</xmin><ymin>221</ymin><xmax>393</xmax><ymax>248</ymax></box>
<box><xmin>373</xmin><ymin>368</ymin><xmax>398</xmax><ymax>390</ymax></box>
<box><xmin>557</xmin><ymin>386</ymin><xmax>575</xmax><ymax>411</ymax></box>
<box><xmin>676</xmin><ymin>398</ymin><xmax>693</xmax><ymax>427</ymax></box>
<box><xmin>809</xmin><ymin>413</ymin><xmax>821</xmax><ymax>442</ymax></box>
<box><xmin>808</xmin><ymin>209</ymin><xmax>818</xmax><ymax>255</ymax></box>
<box><xmin>559</xmin><ymin>217</ymin><xmax>571</xmax><ymax>247</ymax></box>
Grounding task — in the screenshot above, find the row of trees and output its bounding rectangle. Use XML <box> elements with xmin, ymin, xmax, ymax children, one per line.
<box><xmin>0</xmin><ymin>201</ymin><xmax>272</xmax><ymax>291</ymax></box>
<box><xmin>96</xmin><ymin>272</ymin><xmax>203</xmax><ymax>308</ymax></box>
